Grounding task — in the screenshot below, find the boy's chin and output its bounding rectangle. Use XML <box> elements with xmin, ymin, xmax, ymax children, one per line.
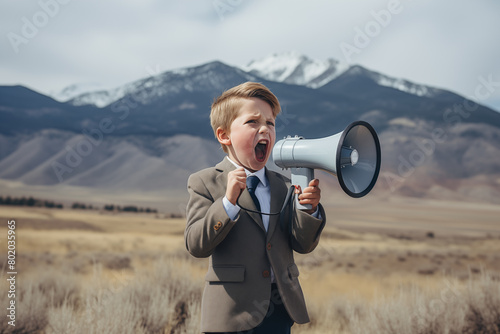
<box><xmin>245</xmin><ymin>157</ymin><xmax>268</xmax><ymax>172</ymax></box>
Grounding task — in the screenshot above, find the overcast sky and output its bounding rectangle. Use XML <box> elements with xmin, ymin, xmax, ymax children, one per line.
<box><xmin>1</xmin><ymin>0</ymin><xmax>499</xmax><ymax>110</ymax></box>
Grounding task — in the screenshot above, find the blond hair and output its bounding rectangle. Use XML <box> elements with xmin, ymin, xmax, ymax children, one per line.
<box><xmin>210</xmin><ymin>82</ymin><xmax>281</xmax><ymax>152</ymax></box>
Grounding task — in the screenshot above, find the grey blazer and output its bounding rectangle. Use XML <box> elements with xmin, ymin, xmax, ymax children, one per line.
<box><xmin>185</xmin><ymin>157</ymin><xmax>326</xmax><ymax>333</ymax></box>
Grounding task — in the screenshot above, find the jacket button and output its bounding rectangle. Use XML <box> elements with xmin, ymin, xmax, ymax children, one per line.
<box><xmin>267</xmin><ymin>243</ymin><xmax>272</xmax><ymax>250</ymax></box>
<box><xmin>262</xmin><ymin>270</ymin><xmax>270</xmax><ymax>278</ymax></box>
<box><xmin>213</xmin><ymin>222</ymin><xmax>222</xmax><ymax>231</ymax></box>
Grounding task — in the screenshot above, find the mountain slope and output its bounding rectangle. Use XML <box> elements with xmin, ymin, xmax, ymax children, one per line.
<box><xmin>67</xmin><ymin>61</ymin><xmax>260</xmax><ymax>108</ymax></box>
<box><xmin>318</xmin><ymin>65</ymin><xmax>500</xmax><ymax>129</ymax></box>
<box><xmin>0</xmin><ymin>85</ymin><xmax>104</xmax><ymax>136</ymax></box>
<box><xmin>51</xmin><ymin>82</ymin><xmax>109</xmax><ymax>104</ymax></box>
<box><xmin>0</xmin><ymin>130</ymin><xmax>224</xmax><ymax>190</ymax></box>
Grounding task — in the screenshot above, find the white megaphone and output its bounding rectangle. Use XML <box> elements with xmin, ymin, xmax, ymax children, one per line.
<box><xmin>273</xmin><ymin>121</ymin><xmax>381</xmax><ymax>210</ymax></box>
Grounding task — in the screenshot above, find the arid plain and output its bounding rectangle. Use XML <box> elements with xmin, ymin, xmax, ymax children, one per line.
<box><xmin>1</xmin><ymin>191</ymin><xmax>499</xmax><ymax>333</ymax></box>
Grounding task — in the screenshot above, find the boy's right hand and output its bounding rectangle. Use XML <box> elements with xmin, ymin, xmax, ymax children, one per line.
<box><xmin>226</xmin><ymin>167</ymin><xmax>247</xmax><ymax>205</ymax></box>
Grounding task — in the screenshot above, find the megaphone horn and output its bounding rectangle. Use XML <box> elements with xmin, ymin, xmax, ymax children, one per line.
<box><xmin>272</xmin><ymin>121</ymin><xmax>381</xmax><ymax>209</ymax></box>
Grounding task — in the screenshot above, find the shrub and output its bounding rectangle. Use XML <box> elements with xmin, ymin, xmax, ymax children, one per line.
<box><xmin>343</xmin><ymin>271</ymin><xmax>500</xmax><ymax>334</ymax></box>
<box><xmin>122</xmin><ymin>205</ymin><xmax>138</xmax><ymax>212</ymax></box>
<box><xmin>44</xmin><ymin>258</ymin><xmax>202</xmax><ymax>334</ymax></box>
<box><xmin>0</xmin><ymin>270</ymin><xmax>80</xmax><ymax>334</ymax></box>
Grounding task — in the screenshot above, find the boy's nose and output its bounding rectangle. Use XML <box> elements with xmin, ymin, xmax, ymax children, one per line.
<box><xmin>259</xmin><ymin>125</ymin><xmax>269</xmax><ymax>133</ymax></box>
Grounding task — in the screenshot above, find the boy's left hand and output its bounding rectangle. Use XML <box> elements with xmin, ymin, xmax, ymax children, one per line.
<box><xmin>296</xmin><ymin>179</ymin><xmax>321</xmax><ymax>214</ymax></box>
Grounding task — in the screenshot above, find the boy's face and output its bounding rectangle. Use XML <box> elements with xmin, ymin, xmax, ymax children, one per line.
<box><xmin>218</xmin><ymin>97</ymin><xmax>276</xmax><ymax>172</ymax></box>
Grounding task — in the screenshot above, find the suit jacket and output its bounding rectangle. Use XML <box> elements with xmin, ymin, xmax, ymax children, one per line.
<box><xmin>185</xmin><ymin>157</ymin><xmax>326</xmax><ymax>333</ymax></box>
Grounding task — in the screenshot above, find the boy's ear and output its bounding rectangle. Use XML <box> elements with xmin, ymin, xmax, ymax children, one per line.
<box><xmin>216</xmin><ymin>127</ymin><xmax>231</xmax><ymax>146</ymax></box>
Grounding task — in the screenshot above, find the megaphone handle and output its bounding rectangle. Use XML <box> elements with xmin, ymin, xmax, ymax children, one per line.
<box><xmin>290</xmin><ymin>167</ymin><xmax>314</xmax><ymax>211</ymax></box>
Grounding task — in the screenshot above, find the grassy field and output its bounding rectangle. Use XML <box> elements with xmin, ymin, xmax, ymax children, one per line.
<box><xmin>0</xmin><ymin>197</ymin><xmax>499</xmax><ymax>333</ymax></box>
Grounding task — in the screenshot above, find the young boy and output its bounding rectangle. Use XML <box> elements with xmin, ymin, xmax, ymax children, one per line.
<box><xmin>185</xmin><ymin>82</ymin><xmax>326</xmax><ymax>333</ymax></box>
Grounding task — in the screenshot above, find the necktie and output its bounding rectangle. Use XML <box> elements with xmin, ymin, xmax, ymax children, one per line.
<box><xmin>246</xmin><ymin>175</ymin><xmax>261</xmax><ymax>212</ymax></box>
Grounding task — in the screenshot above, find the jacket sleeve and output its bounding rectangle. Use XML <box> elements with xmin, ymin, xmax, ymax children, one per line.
<box><xmin>184</xmin><ymin>172</ymin><xmax>238</xmax><ymax>258</ymax></box>
<box><xmin>290</xmin><ymin>204</ymin><xmax>326</xmax><ymax>254</ymax></box>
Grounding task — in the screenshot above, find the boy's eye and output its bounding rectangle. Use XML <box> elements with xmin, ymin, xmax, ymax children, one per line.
<box><xmin>267</xmin><ymin>121</ymin><xmax>275</xmax><ymax>127</ymax></box>
<box><xmin>245</xmin><ymin>120</ymin><xmax>257</xmax><ymax>124</ymax></box>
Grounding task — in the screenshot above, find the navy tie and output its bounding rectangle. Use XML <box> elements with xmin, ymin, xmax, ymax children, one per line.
<box><xmin>246</xmin><ymin>175</ymin><xmax>261</xmax><ymax>212</ymax></box>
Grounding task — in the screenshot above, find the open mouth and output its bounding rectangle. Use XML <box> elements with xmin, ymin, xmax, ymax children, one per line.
<box><xmin>255</xmin><ymin>140</ymin><xmax>268</xmax><ymax>163</ymax></box>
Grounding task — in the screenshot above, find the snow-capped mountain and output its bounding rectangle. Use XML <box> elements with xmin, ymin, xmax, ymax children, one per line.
<box><xmin>344</xmin><ymin>66</ymin><xmax>443</xmax><ymax>98</ymax></box>
<box><xmin>243</xmin><ymin>51</ymin><xmax>442</xmax><ymax>97</ymax></box>
<box><xmin>51</xmin><ymin>82</ymin><xmax>109</xmax><ymax>104</ymax></box>
<box><xmin>68</xmin><ymin>87</ymin><xmax>127</xmax><ymax>108</ymax></box>
<box><xmin>57</xmin><ymin>77</ymin><xmax>163</xmax><ymax>108</ymax></box>
<box><xmin>50</xmin><ymin>52</ymin><xmax>442</xmax><ymax>108</ymax></box>
<box><xmin>52</xmin><ymin>62</ymin><xmax>258</xmax><ymax>108</ymax></box>
<box><xmin>243</xmin><ymin>51</ymin><xmax>349</xmax><ymax>88</ymax></box>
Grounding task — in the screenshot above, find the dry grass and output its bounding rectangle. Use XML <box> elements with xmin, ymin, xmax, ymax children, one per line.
<box><xmin>1</xmin><ymin>203</ymin><xmax>499</xmax><ymax>333</ymax></box>
<box><xmin>1</xmin><ymin>259</ymin><xmax>202</xmax><ymax>334</ymax></box>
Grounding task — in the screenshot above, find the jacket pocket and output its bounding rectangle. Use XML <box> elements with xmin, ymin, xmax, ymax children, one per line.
<box><xmin>287</xmin><ymin>263</ymin><xmax>300</xmax><ymax>279</ymax></box>
<box><xmin>205</xmin><ymin>265</ymin><xmax>245</xmax><ymax>283</ymax></box>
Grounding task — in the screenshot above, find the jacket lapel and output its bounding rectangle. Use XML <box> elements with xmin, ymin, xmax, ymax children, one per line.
<box><xmin>266</xmin><ymin>169</ymin><xmax>288</xmax><ymax>241</ymax></box>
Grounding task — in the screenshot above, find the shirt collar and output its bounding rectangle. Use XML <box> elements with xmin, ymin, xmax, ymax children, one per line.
<box><xmin>226</xmin><ymin>156</ymin><xmax>268</xmax><ymax>187</ymax></box>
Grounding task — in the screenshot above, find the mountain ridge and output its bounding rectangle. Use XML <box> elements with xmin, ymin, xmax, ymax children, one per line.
<box><xmin>49</xmin><ymin>52</ymin><xmax>457</xmax><ymax>109</ymax></box>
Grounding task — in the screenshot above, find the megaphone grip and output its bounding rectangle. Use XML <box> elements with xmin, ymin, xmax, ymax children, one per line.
<box><xmin>291</xmin><ymin>167</ymin><xmax>314</xmax><ymax>210</ymax></box>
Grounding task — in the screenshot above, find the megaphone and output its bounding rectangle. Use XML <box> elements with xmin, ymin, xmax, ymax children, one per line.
<box><xmin>273</xmin><ymin>121</ymin><xmax>381</xmax><ymax>209</ymax></box>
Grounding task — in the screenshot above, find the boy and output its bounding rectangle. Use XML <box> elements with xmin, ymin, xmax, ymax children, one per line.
<box><xmin>185</xmin><ymin>82</ymin><xmax>326</xmax><ymax>333</ymax></box>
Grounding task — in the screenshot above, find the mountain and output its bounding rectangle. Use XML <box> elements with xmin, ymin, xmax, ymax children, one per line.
<box><xmin>50</xmin><ymin>82</ymin><xmax>109</xmax><ymax>104</ymax></box>
<box><xmin>1</xmin><ymin>55</ymin><xmax>500</xmax><ymax>207</ymax></box>
<box><xmin>49</xmin><ymin>52</ymin><xmax>452</xmax><ymax>108</ymax></box>
<box><xmin>0</xmin><ymin>85</ymin><xmax>103</xmax><ymax>136</ymax></box>
<box><xmin>53</xmin><ymin>61</ymin><xmax>260</xmax><ymax>108</ymax></box>
<box><xmin>243</xmin><ymin>51</ymin><xmax>349</xmax><ymax>88</ymax></box>
<box><xmin>243</xmin><ymin>52</ymin><xmax>444</xmax><ymax>99</ymax></box>
<box><xmin>318</xmin><ymin>65</ymin><xmax>500</xmax><ymax>128</ymax></box>
<box><xmin>1</xmin><ymin>85</ymin><xmax>64</xmax><ymax>109</ymax></box>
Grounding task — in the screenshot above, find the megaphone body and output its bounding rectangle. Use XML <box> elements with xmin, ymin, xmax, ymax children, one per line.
<box><xmin>273</xmin><ymin>121</ymin><xmax>381</xmax><ymax>210</ymax></box>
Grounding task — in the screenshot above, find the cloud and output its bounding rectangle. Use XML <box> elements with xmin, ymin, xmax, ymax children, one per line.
<box><xmin>1</xmin><ymin>0</ymin><xmax>499</xmax><ymax>109</ymax></box>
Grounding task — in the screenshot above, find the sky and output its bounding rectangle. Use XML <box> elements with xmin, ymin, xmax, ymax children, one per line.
<box><xmin>1</xmin><ymin>0</ymin><xmax>500</xmax><ymax>110</ymax></box>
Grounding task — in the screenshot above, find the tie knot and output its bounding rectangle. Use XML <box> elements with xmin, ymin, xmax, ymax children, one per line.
<box><xmin>246</xmin><ymin>175</ymin><xmax>260</xmax><ymax>191</ymax></box>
